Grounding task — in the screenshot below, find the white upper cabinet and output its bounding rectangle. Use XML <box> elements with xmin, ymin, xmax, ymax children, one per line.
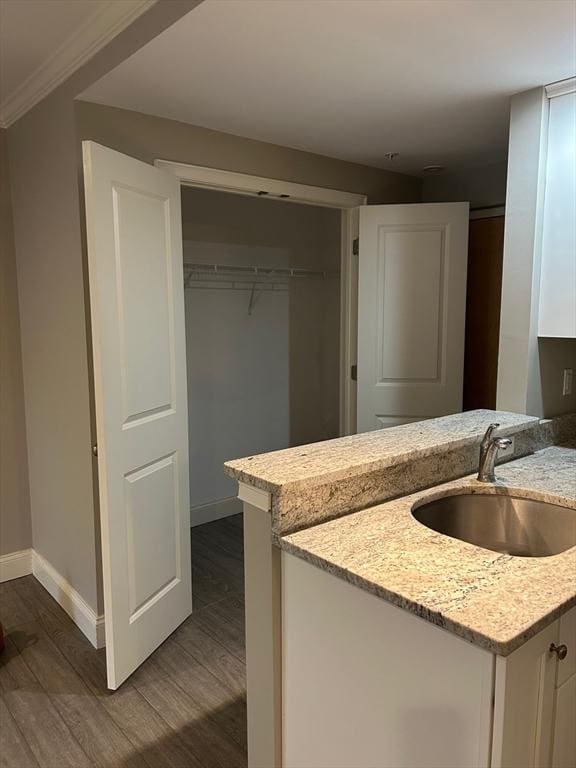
<box><xmin>539</xmin><ymin>83</ymin><xmax>576</xmax><ymax>338</ymax></box>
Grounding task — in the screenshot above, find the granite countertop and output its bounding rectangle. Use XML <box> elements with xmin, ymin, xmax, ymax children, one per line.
<box><xmin>224</xmin><ymin>409</ymin><xmax>539</xmax><ymax>494</ymax></box>
<box><xmin>278</xmin><ymin>446</ymin><xmax>576</xmax><ymax>656</ymax></box>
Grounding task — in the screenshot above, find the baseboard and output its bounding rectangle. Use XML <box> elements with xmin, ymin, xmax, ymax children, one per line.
<box><xmin>31</xmin><ymin>551</ymin><xmax>106</xmax><ymax>649</ymax></box>
<box><xmin>191</xmin><ymin>496</ymin><xmax>242</xmax><ymax>527</ymax></box>
<box><xmin>0</xmin><ymin>548</ymin><xmax>33</xmax><ymax>582</ymax></box>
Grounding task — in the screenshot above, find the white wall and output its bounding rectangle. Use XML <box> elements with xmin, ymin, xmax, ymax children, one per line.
<box><xmin>497</xmin><ymin>88</ymin><xmax>548</xmax><ymax>415</ymax></box>
<box><xmin>184</xmin><ymin>241</ymin><xmax>290</xmax><ymax>522</ymax></box>
<box><xmin>181</xmin><ymin>188</ymin><xmax>341</xmax><ymax>525</ymax></box>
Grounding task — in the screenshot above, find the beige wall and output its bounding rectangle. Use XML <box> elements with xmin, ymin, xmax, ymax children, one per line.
<box><xmin>7</xmin><ymin>1</ymin><xmax>201</xmax><ymax>610</ymax></box>
<box><xmin>0</xmin><ymin>129</ymin><xmax>32</xmax><ymax>556</ymax></box>
<box><xmin>74</xmin><ymin>101</ymin><xmax>420</xmax><ymax>204</ymax></box>
<box><xmin>8</xmin><ymin>93</ymin><xmax>100</xmax><ymax>605</ymax></box>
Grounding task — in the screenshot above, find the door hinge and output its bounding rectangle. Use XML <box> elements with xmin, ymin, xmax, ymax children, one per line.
<box><xmin>352</xmin><ymin>237</ymin><xmax>359</xmax><ymax>256</ymax></box>
<box><xmin>92</xmin><ymin>444</ymin><xmax>98</xmax><ymax>457</ymax></box>
<box><xmin>351</xmin><ymin>364</ymin><xmax>357</xmax><ymax>381</ymax></box>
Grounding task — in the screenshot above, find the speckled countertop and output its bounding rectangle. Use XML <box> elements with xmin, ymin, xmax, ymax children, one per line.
<box><xmin>278</xmin><ymin>446</ymin><xmax>576</xmax><ymax>656</ymax></box>
<box><xmin>224</xmin><ymin>409</ymin><xmax>539</xmax><ymax>493</ymax></box>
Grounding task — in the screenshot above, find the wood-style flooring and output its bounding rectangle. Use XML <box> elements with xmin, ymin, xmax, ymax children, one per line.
<box><xmin>0</xmin><ymin>515</ymin><xmax>247</xmax><ymax>768</ymax></box>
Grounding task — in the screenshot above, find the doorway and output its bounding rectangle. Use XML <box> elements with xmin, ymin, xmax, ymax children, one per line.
<box><xmin>463</xmin><ymin>214</ymin><xmax>505</xmax><ymax>410</ymax></box>
<box><xmin>180</xmin><ymin>188</ymin><xmax>345</xmax><ymax>760</ymax></box>
<box><xmin>180</xmin><ymin>186</ymin><xmax>342</xmax><ymax>528</ymax></box>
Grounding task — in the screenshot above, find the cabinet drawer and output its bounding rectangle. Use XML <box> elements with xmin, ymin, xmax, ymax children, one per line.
<box><xmin>558</xmin><ymin>607</ymin><xmax>576</xmax><ymax>687</ymax></box>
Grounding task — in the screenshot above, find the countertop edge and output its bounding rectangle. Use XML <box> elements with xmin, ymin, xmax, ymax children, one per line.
<box><xmin>276</xmin><ymin>535</ymin><xmax>576</xmax><ymax>657</ymax></box>
<box><xmin>224</xmin><ymin>413</ymin><xmax>540</xmax><ymax>493</ymax></box>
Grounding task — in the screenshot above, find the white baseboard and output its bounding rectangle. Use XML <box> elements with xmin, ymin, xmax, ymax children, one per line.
<box><xmin>31</xmin><ymin>551</ymin><xmax>105</xmax><ymax>649</ymax></box>
<box><xmin>191</xmin><ymin>496</ymin><xmax>242</xmax><ymax>527</ymax></box>
<box><xmin>0</xmin><ymin>548</ymin><xmax>33</xmax><ymax>582</ymax></box>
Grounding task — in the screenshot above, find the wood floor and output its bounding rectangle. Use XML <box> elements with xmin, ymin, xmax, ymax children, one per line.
<box><xmin>0</xmin><ymin>515</ymin><xmax>247</xmax><ymax>768</ymax></box>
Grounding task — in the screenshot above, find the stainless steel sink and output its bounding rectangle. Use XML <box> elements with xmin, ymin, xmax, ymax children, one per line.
<box><xmin>412</xmin><ymin>493</ymin><xmax>576</xmax><ymax>557</ymax></box>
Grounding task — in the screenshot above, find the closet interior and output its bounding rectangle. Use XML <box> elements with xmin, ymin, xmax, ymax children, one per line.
<box><xmin>181</xmin><ymin>187</ymin><xmax>342</xmax><ymax>527</ymax></box>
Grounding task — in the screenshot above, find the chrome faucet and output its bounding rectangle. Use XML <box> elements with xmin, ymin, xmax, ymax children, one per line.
<box><xmin>477</xmin><ymin>423</ymin><xmax>512</xmax><ymax>483</ymax></box>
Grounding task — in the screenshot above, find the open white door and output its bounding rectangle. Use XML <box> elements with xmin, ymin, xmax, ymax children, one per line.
<box><xmin>357</xmin><ymin>202</ymin><xmax>469</xmax><ymax>433</ymax></box>
<box><xmin>83</xmin><ymin>141</ymin><xmax>191</xmax><ymax>689</ymax></box>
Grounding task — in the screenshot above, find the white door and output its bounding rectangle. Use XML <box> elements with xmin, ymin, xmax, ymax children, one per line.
<box><xmin>357</xmin><ymin>203</ymin><xmax>469</xmax><ymax>433</ymax></box>
<box><xmin>83</xmin><ymin>141</ymin><xmax>191</xmax><ymax>689</ymax></box>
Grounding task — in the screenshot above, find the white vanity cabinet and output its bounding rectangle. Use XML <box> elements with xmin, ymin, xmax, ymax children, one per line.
<box><xmin>282</xmin><ymin>552</ymin><xmax>576</xmax><ymax>768</ymax></box>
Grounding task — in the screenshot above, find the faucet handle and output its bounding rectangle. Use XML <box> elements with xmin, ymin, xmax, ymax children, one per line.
<box><xmin>481</xmin><ymin>422</ymin><xmax>500</xmax><ymax>446</ymax></box>
<box><xmin>494</xmin><ymin>437</ymin><xmax>512</xmax><ymax>450</ymax></box>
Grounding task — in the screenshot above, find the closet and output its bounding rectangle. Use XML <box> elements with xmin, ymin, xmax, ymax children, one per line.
<box><xmin>81</xmin><ymin>143</ymin><xmax>467</xmax><ymax>688</ymax></box>
<box><xmin>180</xmin><ymin>187</ymin><xmax>341</xmax><ymax>527</ymax></box>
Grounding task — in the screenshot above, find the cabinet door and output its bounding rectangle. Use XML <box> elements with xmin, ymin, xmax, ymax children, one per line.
<box><xmin>557</xmin><ymin>607</ymin><xmax>576</xmax><ymax>687</ymax></box>
<box><xmin>552</xmin><ymin>607</ymin><xmax>576</xmax><ymax>768</ymax></box>
<box><xmin>492</xmin><ymin>621</ymin><xmax>559</xmax><ymax>768</ymax></box>
<box><xmin>283</xmin><ymin>554</ymin><xmax>494</xmax><ymax>768</ymax></box>
<box><xmin>552</xmin><ymin>674</ymin><xmax>576</xmax><ymax>768</ymax></box>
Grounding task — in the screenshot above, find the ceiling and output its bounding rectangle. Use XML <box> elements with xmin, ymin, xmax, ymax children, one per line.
<box><xmin>79</xmin><ymin>0</ymin><xmax>576</xmax><ymax>176</ymax></box>
<box><xmin>0</xmin><ymin>0</ymin><xmax>153</xmax><ymax>127</ymax></box>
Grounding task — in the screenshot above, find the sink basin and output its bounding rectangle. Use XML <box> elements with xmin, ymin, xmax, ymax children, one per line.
<box><xmin>412</xmin><ymin>493</ymin><xmax>576</xmax><ymax>557</ymax></box>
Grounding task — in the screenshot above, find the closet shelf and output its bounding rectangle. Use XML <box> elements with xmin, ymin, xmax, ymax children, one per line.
<box><xmin>183</xmin><ymin>262</ymin><xmax>338</xmax><ymax>290</ymax></box>
<box><xmin>186</xmin><ymin>281</ymin><xmax>289</xmax><ymax>292</ymax></box>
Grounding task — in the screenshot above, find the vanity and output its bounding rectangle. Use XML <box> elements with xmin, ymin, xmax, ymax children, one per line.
<box><xmin>224</xmin><ymin>410</ymin><xmax>576</xmax><ymax>768</ymax></box>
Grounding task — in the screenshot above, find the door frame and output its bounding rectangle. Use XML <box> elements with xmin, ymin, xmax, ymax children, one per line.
<box><xmin>155</xmin><ymin>159</ymin><xmax>366</xmax><ymax>436</ymax></box>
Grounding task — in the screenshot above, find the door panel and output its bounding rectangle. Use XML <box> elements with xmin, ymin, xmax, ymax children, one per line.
<box><xmin>83</xmin><ymin>141</ymin><xmax>191</xmax><ymax>689</ymax></box>
<box><xmin>357</xmin><ymin>203</ymin><xmax>469</xmax><ymax>432</ymax></box>
<box><xmin>125</xmin><ymin>453</ymin><xmax>180</xmax><ymax>618</ymax></box>
<box><xmin>114</xmin><ymin>185</ymin><xmax>174</xmax><ymax>422</ymax></box>
<box><xmin>552</xmin><ymin>674</ymin><xmax>576</xmax><ymax>768</ymax></box>
<box><xmin>376</xmin><ymin>228</ymin><xmax>443</xmax><ymax>380</ymax></box>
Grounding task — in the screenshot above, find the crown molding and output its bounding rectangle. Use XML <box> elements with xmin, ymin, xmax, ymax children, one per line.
<box><xmin>545</xmin><ymin>77</ymin><xmax>576</xmax><ymax>99</ymax></box>
<box><xmin>0</xmin><ymin>0</ymin><xmax>156</xmax><ymax>128</ymax></box>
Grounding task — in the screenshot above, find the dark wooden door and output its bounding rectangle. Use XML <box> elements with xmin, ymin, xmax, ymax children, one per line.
<box><xmin>463</xmin><ymin>216</ymin><xmax>505</xmax><ymax>410</ymax></box>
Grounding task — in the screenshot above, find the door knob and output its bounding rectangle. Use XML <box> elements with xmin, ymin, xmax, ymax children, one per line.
<box><xmin>550</xmin><ymin>643</ymin><xmax>568</xmax><ymax>660</ymax></box>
